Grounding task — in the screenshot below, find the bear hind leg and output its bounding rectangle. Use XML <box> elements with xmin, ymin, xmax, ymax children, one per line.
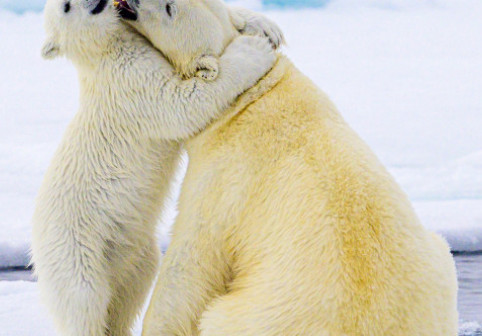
<box><xmin>105</xmin><ymin>239</ymin><xmax>160</xmax><ymax>336</ymax></box>
<box><xmin>35</xmin><ymin>264</ymin><xmax>112</xmax><ymax>336</ymax></box>
<box><xmin>198</xmin><ymin>295</ymin><xmax>276</xmax><ymax>336</ymax></box>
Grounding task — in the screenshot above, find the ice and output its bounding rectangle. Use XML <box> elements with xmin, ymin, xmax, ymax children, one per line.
<box><xmin>459</xmin><ymin>321</ymin><xmax>482</xmax><ymax>336</ymax></box>
<box><xmin>0</xmin><ymin>281</ymin><xmax>54</xmax><ymax>336</ymax></box>
<box><xmin>1</xmin><ymin>1</ymin><xmax>482</xmax><ymax>269</ymax></box>
<box><xmin>414</xmin><ymin>200</ymin><xmax>482</xmax><ymax>252</ymax></box>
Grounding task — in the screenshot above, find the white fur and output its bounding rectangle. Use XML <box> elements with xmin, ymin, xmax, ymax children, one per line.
<box><xmin>31</xmin><ymin>0</ymin><xmax>276</xmax><ymax>335</ymax></box>
<box><xmin>229</xmin><ymin>6</ymin><xmax>285</xmax><ymax>48</ymax></box>
<box><xmin>125</xmin><ymin>0</ymin><xmax>284</xmax><ymax>79</ymax></box>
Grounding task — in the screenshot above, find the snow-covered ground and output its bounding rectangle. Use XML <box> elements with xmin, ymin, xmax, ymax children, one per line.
<box><xmin>1</xmin><ymin>1</ymin><xmax>482</xmax><ymax>269</ymax></box>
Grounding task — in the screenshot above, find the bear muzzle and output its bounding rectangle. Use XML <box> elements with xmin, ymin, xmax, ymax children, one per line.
<box><xmin>114</xmin><ymin>0</ymin><xmax>138</xmax><ymax>20</ymax></box>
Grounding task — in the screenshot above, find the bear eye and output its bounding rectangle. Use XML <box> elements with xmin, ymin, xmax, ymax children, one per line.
<box><xmin>63</xmin><ymin>1</ymin><xmax>71</xmax><ymax>13</ymax></box>
<box><xmin>165</xmin><ymin>3</ymin><xmax>172</xmax><ymax>17</ymax></box>
<box><xmin>164</xmin><ymin>1</ymin><xmax>176</xmax><ymax>18</ymax></box>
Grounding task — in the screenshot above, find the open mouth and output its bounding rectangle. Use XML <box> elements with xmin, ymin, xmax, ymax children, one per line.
<box><xmin>114</xmin><ymin>0</ymin><xmax>138</xmax><ymax>20</ymax></box>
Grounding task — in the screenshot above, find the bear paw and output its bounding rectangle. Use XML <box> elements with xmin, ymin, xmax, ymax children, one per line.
<box><xmin>195</xmin><ymin>55</ymin><xmax>219</xmax><ymax>81</ymax></box>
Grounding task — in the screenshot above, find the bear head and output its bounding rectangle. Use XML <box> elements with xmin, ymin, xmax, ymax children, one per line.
<box><xmin>42</xmin><ymin>0</ymin><xmax>122</xmax><ymax>64</ymax></box>
<box><xmin>117</xmin><ymin>0</ymin><xmax>239</xmax><ymax>78</ymax></box>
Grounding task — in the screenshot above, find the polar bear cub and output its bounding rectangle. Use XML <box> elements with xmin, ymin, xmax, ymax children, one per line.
<box><xmin>118</xmin><ymin>0</ymin><xmax>284</xmax><ymax>80</ymax></box>
<box><xmin>32</xmin><ymin>0</ymin><xmax>281</xmax><ymax>335</ymax></box>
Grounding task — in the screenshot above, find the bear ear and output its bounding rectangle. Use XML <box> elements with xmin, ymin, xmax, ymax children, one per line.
<box><xmin>41</xmin><ymin>38</ymin><xmax>61</xmax><ymax>60</ymax></box>
<box><xmin>228</xmin><ymin>7</ymin><xmax>247</xmax><ymax>32</ymax></box>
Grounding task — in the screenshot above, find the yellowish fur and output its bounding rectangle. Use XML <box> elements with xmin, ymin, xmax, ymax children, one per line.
<box><xmin>143</xmin><ymin>56</ymin><xmax>458</xmax><ymax>336</ymax></box>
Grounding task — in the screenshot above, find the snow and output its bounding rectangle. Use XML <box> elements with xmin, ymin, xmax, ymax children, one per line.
<box><xmin>0</xmin><ymin>281</ymin><xmax>54</xmax><ymax>336</ymax></box>
<box><xmin>1</xmin><ymin>1</ymin><xmax>482</xmax><ymax>270</ymax></box>
<box><xmin>0</xmin><ymin>280</ymin><xmax>147</xmax><ymax>336</ymax></box>
<box><xmin>414</xmin><ymin>200</ymin><xmax>482</xmax><ymax>252</ymax></box>
<box><xmin>459</xmin><ymin>321</ymin><xmax>482</xmax><ymax>336</ymax></box>
<box><xmin>0</xmin><ymin>280</ymin><xmax>480</xmax><ymax>336</ymax></box>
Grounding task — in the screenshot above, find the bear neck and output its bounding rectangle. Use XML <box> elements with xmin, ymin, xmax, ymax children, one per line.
<box><xmin>69</xmin><ymin>23</ymin><xmax>139</xmax><ymax>70</ymax></box>
<box><xmin>185</xmin><ymin>55</ymin><xmax>291</xmax><ymax>150</ymax></box>
<box><xmin>73</xmin><ymin>25</ymin><xmax>155</xmax><ymax>110</ymax></box>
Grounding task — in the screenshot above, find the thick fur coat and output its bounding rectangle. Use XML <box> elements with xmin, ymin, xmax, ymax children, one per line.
<box><xmin>31</xmin><ymin>0</ymin><xmax>277</xmax><ymax>335</ymax></box>
<box><xmin>124</xmin><ymin>0</ymin><xmax>284</xmax><ymax>79</ymax></box>
<box><xmin>143</xmin><ymin>56</ymin><xmax>459</xmax><ymax>336</ymax></box>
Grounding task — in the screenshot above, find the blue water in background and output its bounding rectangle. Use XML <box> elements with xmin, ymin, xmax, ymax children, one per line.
<box><xmin>0</xmin><ymin>0</ymin><xmax>327</xmax><ymax>13</ymax></box>
<box><xmin>0</xmin><ymin>0</ymin><xmax>45</xmax><ymax>12</ymax></box>
<box><xmin>263</xmin><ymin>0</ymin><xmax>327</xmax><ymax>8</ymax></box>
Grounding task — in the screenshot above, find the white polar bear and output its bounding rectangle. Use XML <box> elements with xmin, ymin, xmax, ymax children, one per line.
<box><xmin>117</xmin><ymin>0</ymin><xmax>284</xmax><ymax>80</ymax></box>
<box><xmin>31</xmin><ymin>0</ymin><xmax>282</xmax><ymax>335</ymax></box>
<box><xmin>122</xmin><ymin>0</ymin><xmax>458</xmax><ymax>335</ymax></box>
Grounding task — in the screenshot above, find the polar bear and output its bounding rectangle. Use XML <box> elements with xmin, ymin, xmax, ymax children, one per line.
<box><xmin>123</xmin><ymin>1</ymin><xmax>459</xmax><ymax>335</ymax></box>
<box><xmin>117</xmin><ymin>0</ymin><xmax>284</xmax><ymax>80</ymax></box>
<box><xmin>31</xmin><ymin>0</ymin><xmax>282</xmax><ymax>335</ymax></box>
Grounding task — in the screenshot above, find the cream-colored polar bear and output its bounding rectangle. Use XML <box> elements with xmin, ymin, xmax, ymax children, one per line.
<box><xmin>118</xmin><ymin>0</ymin><xmax>284</xmax><ymax>80</ymax></box>
<box><xmin>124</xmin><ymin>1</ymin><xmax>459</xmax><ymax>335</ymax></box>
<box><xmin>31</xmin><ymin>0</ymin><xmax>282</xmax><ymax>335</ymax></box>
